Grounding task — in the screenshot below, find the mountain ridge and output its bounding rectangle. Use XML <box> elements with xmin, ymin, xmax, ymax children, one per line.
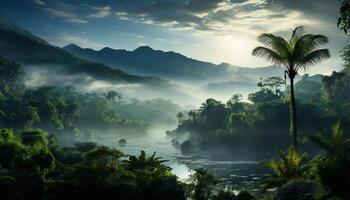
<box><xmin>63</xmin><ymin>43</ymin><xmax>284</xmax><ymax>83</ymax></box>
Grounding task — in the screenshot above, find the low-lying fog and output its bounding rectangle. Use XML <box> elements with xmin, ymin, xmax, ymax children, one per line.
<box><xmin>24</xmin><ymin>65</ymin><xmax>262</xmax><ymax>107</ymax></box>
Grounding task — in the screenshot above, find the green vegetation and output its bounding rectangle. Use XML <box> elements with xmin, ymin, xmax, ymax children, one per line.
<box><xmin>169</xmin><ymin>72</ymin><xmax>347</xmax><ymax>159</ymax></box>
<box><xmin>260</xmin><ymin>146</ymin><xmax>308</xmax><ymax>191</ymax></box>
<box><xmin>252</xmin><ymin>27</ymin><xmax>330</xmax><ymax>149</ymax></box>
<box><xmin>0</xmin><ymin>2</ymin><xmax>349</xmax><ymax>200</ymax></box>
<box><xmin>258</xmin><ymin>123</ymin><xmax>350</xmax><ymax>199</ymax></box>
<box><xmin>0</xmin><ymin>56</ymin><xmax>151</xmax><ymax>144</ymax></box>
<box><xmin>0</xmin><ymin>128</ymin><xmax>187</xmax><ymax>200</ymax></box>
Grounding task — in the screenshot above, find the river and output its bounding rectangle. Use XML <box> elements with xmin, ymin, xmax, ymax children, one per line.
<box><xmin>100</xmin><ymin>127</ymin><xmax>270</xmax><ymax>192</ymax></box>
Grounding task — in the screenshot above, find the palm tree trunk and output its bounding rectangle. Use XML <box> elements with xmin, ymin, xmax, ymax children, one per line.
<box><xmin>289</xmin><ymin>77</ymin><xmax>298</xmax><ymax>150</ymax></box>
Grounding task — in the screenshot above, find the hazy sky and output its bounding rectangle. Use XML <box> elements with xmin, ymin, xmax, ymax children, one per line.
<box><xmin>0</xmin><ymin>0</ymin><xmax>347</xmax><ymax>74</ymax></box>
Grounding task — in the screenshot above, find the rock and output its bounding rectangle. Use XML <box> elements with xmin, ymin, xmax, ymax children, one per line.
<box><xmin>118</xmin><ymin>139</ymin><xmax>127</xmax><ymax>146</ymax></box>
<box><xmin>275</xmin><ymin>182</ymin><xmax>317</xmax><ymax>200</ymax></box>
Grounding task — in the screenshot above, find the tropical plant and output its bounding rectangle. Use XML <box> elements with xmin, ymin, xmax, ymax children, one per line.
<box><xmin>252</xmin><ymin>27</ymin><xmax>330</xmax><ymax>149</ymax></box>
<box><xmin>301</xmin><ymin>122</ymin><xmax>349</xmax><ymax>157</ymax></box>
<box><xmin>260</xmin><ymin>146</ymin><xmax>308</xmax><ymax>191</ymax></box>
<box><xmin>188</xmin><ymin>168</ymin><xmax>219</xmax><ymax>200</ymax></box>
<box><xmin>124</xmin><ymin>150</ymin><xmax>170</xmax><ymax>173</ymax></box>
<box><xmin>304</xmin><ymin>123</ymin><xmax>350</xmax><ymax>199</ymax></box>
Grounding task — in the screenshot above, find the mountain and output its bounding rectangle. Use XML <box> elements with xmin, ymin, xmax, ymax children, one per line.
<box><xmin>0</xmin><ymin>19</ymin><xmax>163</xmax><ymax>85</ymax></box>
<box><xmin>63</xmin><ymin>44</ymin><xmax>284</xmax><ymax>83</ymax></box>
<box><xmin>0</xmin><ymin>19</ymin><xmax>202</xmax><ymax>104</ymax></box>
<box><xmin>64</xmin><ymin>43</ymin><xmax>229</xmax><ymax>81</ymax></box>
<box><xmin>288</xmin><ymin>74</ymin><xmax>323</xmax><ymax>104</ymax></box>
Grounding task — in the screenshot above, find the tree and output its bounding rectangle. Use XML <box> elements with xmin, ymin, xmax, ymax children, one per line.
<box><xmin>248</xmin><ymin>88</ymin><xmax>280</xmax><ymax>104</ymax></box>
<box><xmin>252</xmin><ymin>27</ymin><xmax>330</xmax><ymax>149</ymax></box>
<box><xmin>258</xmin><ymin>76</ymin><xmax>285</xmax><ymax>95</ymax></box>
<box><xmin>338</xmin><ymin>0</ymin><xmax>350</xmax><ymax>33</ymax></box>
<box><xmin>84</xmin><ymin>146</ymin><xmax>123</xmax><ymax>168</ymax></box>
<box><xmin>176</xmin><ymin>112</ymin><xmax>185</xmax><ymax>125</ymax></box>
<box><xmin>188</xmin><ymin>168</ymin><xmax>219</xmax><ymax>200</ymax></box>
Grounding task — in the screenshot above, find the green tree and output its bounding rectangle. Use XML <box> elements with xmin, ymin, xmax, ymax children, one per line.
<box><xmin>338</xmin><ymin>0</ymin><xmax>350</xmax><ymax>33</ymax></box>
<box><xmin>252</xmin><ymin>27</ymin><xmax>330</xmax><ymax>149</ymax></box>
<box><xmin>258</xmin><ymin>76</ymin><xmax>285</xmax><ymax>94</ymax></box>
<box><xmin>248</xmin><ymin>88</ymin><xmax>280</xmax><ymax>104</ymax></box>
<box><xmin>188</xmin><ymin>168</ymin><xmax>219</xmax><ymax>200</ymax></box>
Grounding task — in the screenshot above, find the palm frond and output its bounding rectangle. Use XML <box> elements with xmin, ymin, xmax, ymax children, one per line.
<box><xmin>260</xmin><ymin>175</ymin><xmax>286</xmax><ymax>192</ymax></box>
<box><xmin>332</xmin><ymin>122</ymin><xmax>344</xmax><ymax>145</ymax></box>
<box><xmin>311</xmin><ymin>34</ymin><xmax>329</xmax><ymax>46</ymax></box>
<box><xmin>258</xmin><ymin>34</ymin><xmax>289</xmax><ymax>56</ymax></box>
<box><xmin>293</xmin><ymin>34</ymin><xmax>329</xmax><ymax>60</ymax></box>
<box><xmin>291</xmin><ymin>26</ymin><xmax>305</xmax><ymax>39</ymax></box>
<box><xmin>296</xmin><ymin>49</ymin><xmax>330</xmax><ymax>70</ymax></box>
<box><xmin>252</xmin><ymin>47</ymin><xmax>286</xmax><ymax>66</ymax></box>
<box><xmin>303</xmin><ymin>133</ymin><xmax>331</xmax><ymax>152</ymax></box>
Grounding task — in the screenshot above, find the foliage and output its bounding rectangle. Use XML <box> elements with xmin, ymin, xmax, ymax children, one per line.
<box><xmin>302</xmin><ymin>123</ymin><xmax>350</xmax><ymax>199</ymax></box>
<box><xmin>257</xmin><ymin>76</ymin><xmax>285</xmax><ymax>94</ymax></box>
<box><xmin>248</xmin><ymin>88</ymin><xmax>281</xmax><ymax>104</ymax></box>
<box><xmin>213</xmin><ymin>190</ymin><xmax>256</xmax><ymax>200</ymax></box>
<box><xmin>213</xmin><ymin>190</ymin><xmax>237</xmax><ymax>200</ymax></box>
<box><xmin>0</xmin><ymin>57</ymin><xmax>149</xmax><ymax>144</ymax></box>
<box><xmin>260</xmin><ymin>146</ymin><xmax>308</xmax><ymax>191</ymax></box>
<box><xmin>338</xmin><ymin>0</ymin><xmax>350</xmax><ymax>34</ymax></box>
<box><xmin>188</xmin><ymin>168</ymin><xmax>219</xmax><ymax>200</ymax></box>
<box><xmin>0</xmin><ymin>128</ymin><xmax>186</xmax><ymax>200</ymax></box>
<box><xmin>302</xmin><ymin>123</ymin><xmax>348</xmax><ymax>156</ymax></box>
<box><xmin>124</xmin><ymin>150</ymin><xmax>170</xmax><ymax>174</ymax></box>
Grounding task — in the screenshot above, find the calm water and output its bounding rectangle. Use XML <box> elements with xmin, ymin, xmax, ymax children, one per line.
<box><xmin>100</xmin><ymin>127</ymin><xmax>269</xmax><ymax>191</ymax></box>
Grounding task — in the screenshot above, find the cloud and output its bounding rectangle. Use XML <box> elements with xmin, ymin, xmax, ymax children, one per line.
<box><xmin>89</xmin><ymin>6</ymin><xmax>111</xmax><ymax>18</ymax></box>
<box><xmin>42</xmin><ymin>2</ymin><xmax>89</xmax><ymax>24</ymax></box>
<box><xmin>115</xmin><ymin>12</ymin><xmax>129</xmax><ymax>21</ymax></box>
<box><xmin>66</xmin><ymin>18</ymin><xmax>88</xmax><ymax>24</ymax></box>
<box><xmin>44</xmin><ymin>8</ymin><xmax>76</xmax><ymax>18</ymax></box>
<box><xmin>109</xmin><ymin>0</ymin><xmax>339</xmax><ymax>37</ymax></box>
<box><xmin>33</xmin><ymin>0</ymin><xmax>45</xmax><ymax>6</ymax></box>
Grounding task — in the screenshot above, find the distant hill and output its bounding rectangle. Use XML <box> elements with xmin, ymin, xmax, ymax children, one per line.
<box><xmin>64</xmin><ymin>44</ymin><xmax>284</xmax><ymax>83</ymax></box>
<box><xmin>285</xmin><ymin>74</ymin><xmax>323</xmax><ymax>104</ymax></box>
<box><xmin>0</xmin><ymin>19</ymin><xmax>163</xmax><ymax>85</ymax></box>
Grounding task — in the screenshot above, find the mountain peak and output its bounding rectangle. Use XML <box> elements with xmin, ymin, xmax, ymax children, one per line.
<box><xmin>99</xmin><ymin>46</ymin><xmax>115</xmax><ymax>52</ymax></box>
<box><xmin>64</xmin><ymin>43</ymin><xmax>83</xmax><ymax>50</ymax></box>
<box><xmin>134</xmin><ymin>46</ymin><xmax>154</xmax><ymax>52</ymax></box>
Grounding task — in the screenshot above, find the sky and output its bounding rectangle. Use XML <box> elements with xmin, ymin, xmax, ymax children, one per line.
<box><xmin>0</xmin><ymin>0</ymin><xmax>348</xmax><ymax>74</ymax></box>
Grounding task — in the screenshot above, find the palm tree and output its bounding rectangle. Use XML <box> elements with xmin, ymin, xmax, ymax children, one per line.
<box><xmin>252</xmin><ymin>27</ymin><xmax>330</xmax><ymax>149</ymax></box>
<box><xmin>124</xmin><ymin>150</ymin><xmax>170</xmax><ymax>173</ymax></box>
<box><xmin>260</xmin><ymin>146</ymin><xmax>308</xmax><ymax>191</ymax></box>
<box><xmin>301</xmin><ymin>122</ymin><xmax>349</xmax><ymax>157</ymax></box>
